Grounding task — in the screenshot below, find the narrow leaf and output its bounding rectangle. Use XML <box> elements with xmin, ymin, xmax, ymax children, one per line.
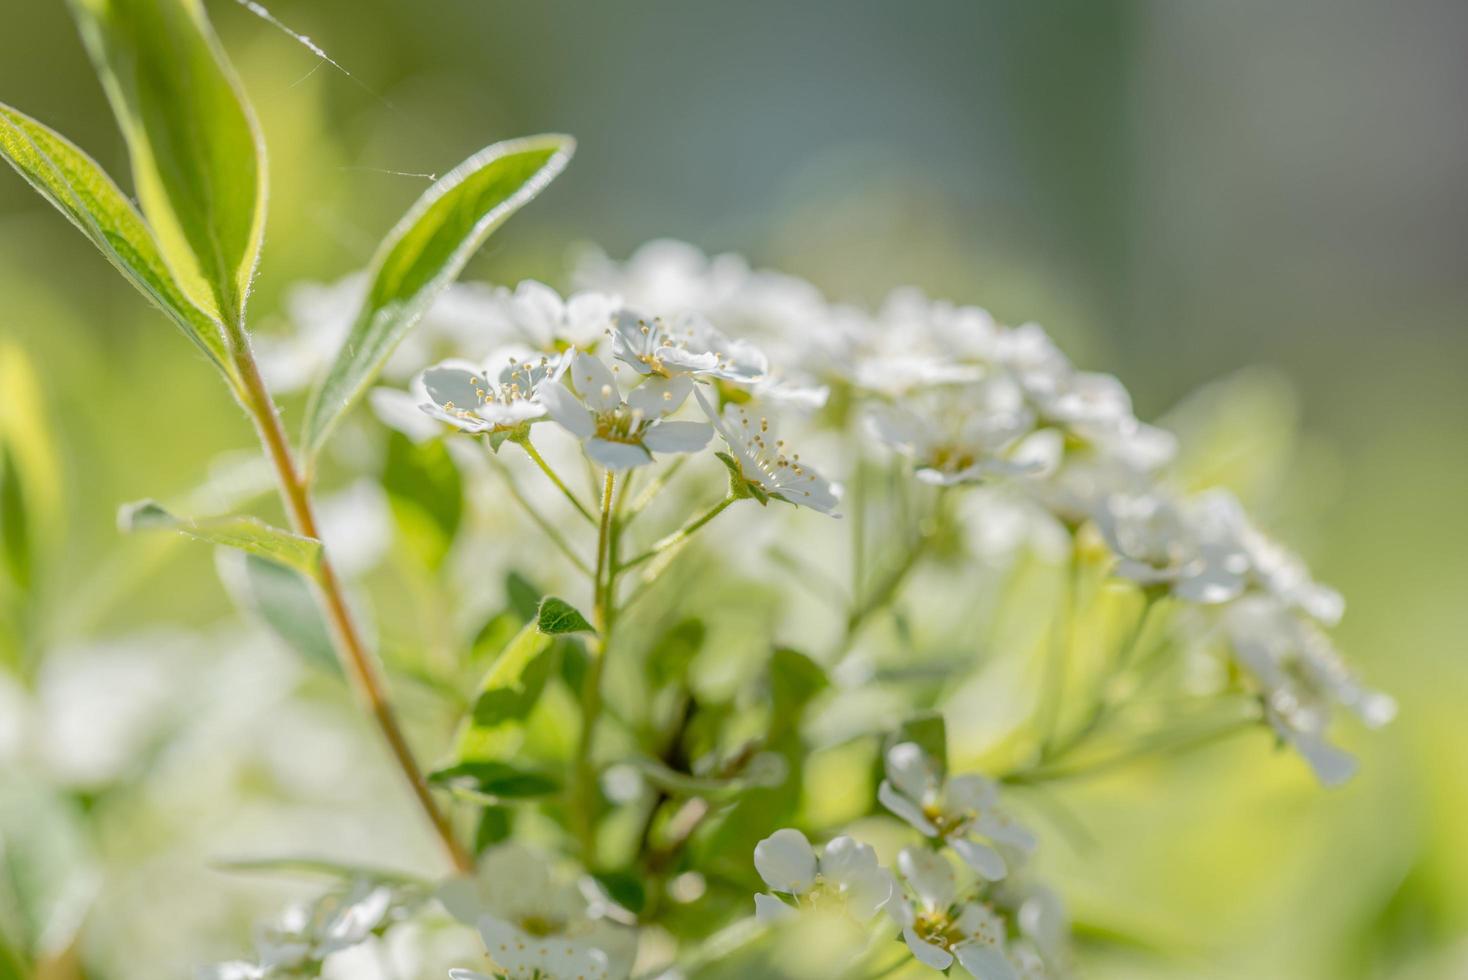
<box><xmin>69</xmin><ymin>0</ymin><xmax>266</xmax><ymax>321</ymax></box>
<box><xmin>0</xmin><ymin>102</ymin><xmax>235</xmax><ymax>380</ymax></box>
<box><xmin>119</xmin><ymin>499</ymin><xmax>321</xmax><ymax>578</ymax></box>
<box><xmin>536</xmin><ymin>596</ymin><xmax>594</xmax><ymax>635</ymax></box>
<box><xmin>303</xmin><ymin>135</ymin><xmax>575</xmax><ymax>458</ymax></box>
<box><xmin>428</xmin><ymin>760</ymin><xmax>560</xmax><ymax>800</ymax></box>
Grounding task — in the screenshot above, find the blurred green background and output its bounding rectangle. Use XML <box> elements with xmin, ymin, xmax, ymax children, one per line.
<box><xmin>1</xmin><ymin>1</ymin><xmax>1464</xmax><ymax>977</ymax></box>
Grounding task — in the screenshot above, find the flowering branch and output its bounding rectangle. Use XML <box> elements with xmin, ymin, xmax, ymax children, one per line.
<box><xmin>227</xmin><ymin>324</ymin><xmax>473</xmax><ymax>874</ymax></box>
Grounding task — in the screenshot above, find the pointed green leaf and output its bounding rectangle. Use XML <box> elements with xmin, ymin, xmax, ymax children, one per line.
<box><xmin>427</xmin><ymin>760</ymin><xmax>560</xmax><ymax>800</ymax></box>
<box><xmin>303</xmin><ymin>135</ymin><xmax>575</xmax><ymax>458</ymax></box>
<box><xmin>536</xmin><ymin>596</ymin><xmax>594</xmax><ymax>635</ymax></box>
<box><xmin>0</xmin><ymin>102</ymin><xmax>235</xmax><ymax>380</ymax></box>
<box><xmin>119</xmin><ymin>499</ymin><xmax>321</xmax><ymax>578</ymax></box>
<box><xmin>69</xmin><ymin>0</ymin><xmax>265</xmax><ymax>321</ymax></box>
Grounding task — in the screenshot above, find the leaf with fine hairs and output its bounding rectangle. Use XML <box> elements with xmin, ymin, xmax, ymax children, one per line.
<box><xmin>0</xmin><ymin>103</ymin><xmax>235</xmax><ymax>382</ymax></box>
<box><xmin>118</xmin><ymin>500</ymin><xmax>322</xmax><ymax>578</ymax></box>
<box><xmin>303</xmin><ymin>134</ymin><xmax>575</xmax><ymax>460</ymax></box>
<box><xmin>68</xmin><ymin>0</ymin><xmax>266</xmax><ymax>323</ymax></box>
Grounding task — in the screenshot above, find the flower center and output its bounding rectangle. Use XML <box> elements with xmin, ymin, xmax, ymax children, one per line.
<box><xmin>922</xmin><ymin>801</ymin><xmax>978</xmax><ymax>838</ymax></box>
<box><xmin>593</xmin><ymin>406</ymin><xmax>648</xmax><ymax>444</ymax></box>
<box><xmin>929</xmin><ymin>444</ymin><xmax>977</xmax><ymax>474</ymax></box>
<box><xmin>517</xmin><ymin>913</ymin><xmax>565</xmax><ymax>938</ymax></box>
<box><xmin>913</xmin><ymin>910</ymin><xmax>967</xmax><ymax>951</ymax></box>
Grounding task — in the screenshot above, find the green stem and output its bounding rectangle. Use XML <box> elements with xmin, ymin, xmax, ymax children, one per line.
<box><xmin>516</xmin><ymin>436</ymin><xmax>595</xmax><ymax>524</ymax></box>
<box><xmin>574</xmin><ymin>471</ymin><xmax>617</xmax><ymax>862</ymax></box>
<box><xmin>225</xmin><ymin>321</ymin><xmax>471</xmax><ymax>874</ymax></box>
<box><xmin>618</xmin><ymin>494</ymin><xmax>737</xmax><ymax>573</ymax></box>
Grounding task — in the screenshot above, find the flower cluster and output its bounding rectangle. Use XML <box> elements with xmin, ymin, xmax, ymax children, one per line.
<box><xmin>245</xmin><ymin>238</ymin><xmax>1392</xmax><ymax>980</ymax></box>
<box><xmin>752</xmin><ymin>742</ymin><xmax>1066</xmax><ymax>979</ymax></box>
<box><xmin>199</xmin><ymin>879</ymin><xmax>412</xmax><ymax>979</ymax></box>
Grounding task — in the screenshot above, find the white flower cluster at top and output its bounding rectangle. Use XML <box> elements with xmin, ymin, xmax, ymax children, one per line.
<box><xmin>316</xmin><ymin>237</ymin><xmax>1389</xmax><ymax>786</ymax></box>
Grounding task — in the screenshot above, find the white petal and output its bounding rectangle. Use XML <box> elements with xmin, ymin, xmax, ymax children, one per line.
<box><xmin>879</xmin><ymin>780</ymin><xmax>938</xmax><ymax>836</ymax></box>
<box><xmin>977</xmin><ymin>812</ymin><xmax>1038</xmax><ymax>853</ymax></box>
<box><xmin>955</xmin><ymin>943</ymin><xmax>1020</xmax><ymax>980</ymax></box>
<box><xmin>903</xmin><ymin>927</ymin><xmax>954</xmax><ymax>970</ymax></box>
<box><xmin>420</xmin><ymin>360</ymin><xmax>489</xmax><ymax>409</ymax></box>
<box><xmin>1290</xmin><ymin>730</ymin><xmax>1358</xmax><ymax>787</ymax></box>
<box><xmin>819</xmin><ymin>837</ymin><xmax>891</xmax><ymax>920</ymax></box>
<box><xmin>885</xmin><ymin>742</ymin><xmax>938</xmax><ymax>802</ymax></box>
<box><xmin>585</xmin><ymin>437</ymin><xmax>653</xmax><ymax>471</ymax></box>
<box><xmin>753</xmin><ymin>828</ymin><xmax>817</xmax><ymax>894</ymax></box>
<box><xmin>951</xmin><ymin>837</ymin><xmax>1008</xmax><ymax>881</ymax></box>
<box><xmin>447</xmin><ymin>972</ymin><xmax>494</xmax><ymax>980</ymax></box>
<box><xmin>642</xmin><ymin>420</ymin><xmax>713</xmax><ymax>454</ymax></box>
<box><xmin>627</xmin><ymin>375</ymin><xmax>686</xmax><ymax>417</ymax></box>
<box><xmin>754</xmin><ymin>892</ymin><xmax>799</xmax><ymax>924</ymax></box>
<box><xmin>656</xmin><ymin>345</ymin><xmax>721</xmax><ymax>375</ymax></box>
<box><xmin>539</xmin><ymin>383</ymin><xmax>595</xmax><ymax>439</ymax></box>
<box><xmin>571</xmin><ymin>352</ymin><xmax>623</xmax><ymax>411</ymax></box>
<box><xmin>897</xmin><ymin>846</ymin><xmax>956</xmax><ymax>910</ymax></box>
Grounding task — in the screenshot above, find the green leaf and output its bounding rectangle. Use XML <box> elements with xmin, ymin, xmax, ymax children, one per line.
<box><xmin>217</xmin><ymin>552</ymin><xmax>341</xmax><ymax>677</ymax></box>
<box><xmin>303</xmin><ymin>134</ymin><xmax>575</xmax><ymax>458</ymax></box>
<box><xmin>428</xmin><ymin>760</ymin><xmax>560</xmax><ymax>799</ymax></box>
<box><xmin>442</xmin><ymin>620</ymin><xmax>558</xmax><ymax>769</ymax></box>
<box><xmin>473</xmin><ymin>620</ymin><xmax>555</xmax><ymax>708</ymax></box>
<box><xmin>68</xmin><ymin>0</ymin><xmax>265</xmax><ymax>322</ymax></box>
<box><xmin>381</xmin><ymin>430</ymin><xmax>462</xmax><ymax>569</ymax></box>
<box><xmin>0</xmin><ymin>102</ymin><xmax>235</xmax><ymax>381</ymax></box>
<box><xmin>119</xmin><ymin>499</ymin><xmax>321</xmax><ymax>578</ymax></box>
<box><xmin>536</xmin><ymin>596</ymin><xmax>594</xmax><ymax>635</ymax></box>
<box><xmin>591</xmin><ymin>871</ymin><xmax>646</xmax><ymax>915</ymax></box>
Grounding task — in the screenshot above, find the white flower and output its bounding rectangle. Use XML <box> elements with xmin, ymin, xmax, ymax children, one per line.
<box><xmin>1095</xmin><ymin>490</ymin><xmax>1248</xmax><ymax>604</ymax></box>
<box><xmin>415</xmin><ymin>352</ymin><xmax>557</xmax><ymax>435</ymax></box>
<box><xmin>202</xmin><ymin>880</ymin><xmax>400</xmax><ymax>977</ymax></box>
<box><xmin>197</xmin><ymin>964</ymin><xmax>266</xmax><ymax>980</ymax></box>
<box><xmin>609</xmin><ymin>308</ymin><xmax>768</xmax><ymax>383</ymax></box>
<box><xmin>1231</xmin><ymin>513</ymin><xmax>1346</xmax><ymax>626</ymax></box>
<box><xmin>752</xmin><ymin>829</ymin><xmax>894</xmax><ymax>924</ymax></box>
<box><xmin>540</xmin><ymin>352</ymin><xmax>712</xmax><ymax>470</ymax></box>
<box><xmin>697</xmin><ymin>390</ymin><xmax>841</xmax><ymax>515</ymax></box>
<box><xmin>866</xmin><ymin>382</ymin><xmax>1050</xmax><ymax>486</ymax></box>
<box><xmin>878</xmin><ymin>743</ymin><xmax>1035</xmax><ymax>881</ymax></box>
<box><xmin>889</xmin><ymin>847</ymin><xmax>1020</xmax><ymax>980</ymax></box>
<box><xmin>437</xmin><ymin>845</ymin><xmax>633</xmax><ymax>980</ymax></box>
<box><xmin>1222</xmin><ymin>596</ymin><xmax>1395</xmax><ymax>786</ymax></box>
<box><xmin>483</xmin><ymin>279</ymin><xmax>618</xmax><ymax>353</ymax></box>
